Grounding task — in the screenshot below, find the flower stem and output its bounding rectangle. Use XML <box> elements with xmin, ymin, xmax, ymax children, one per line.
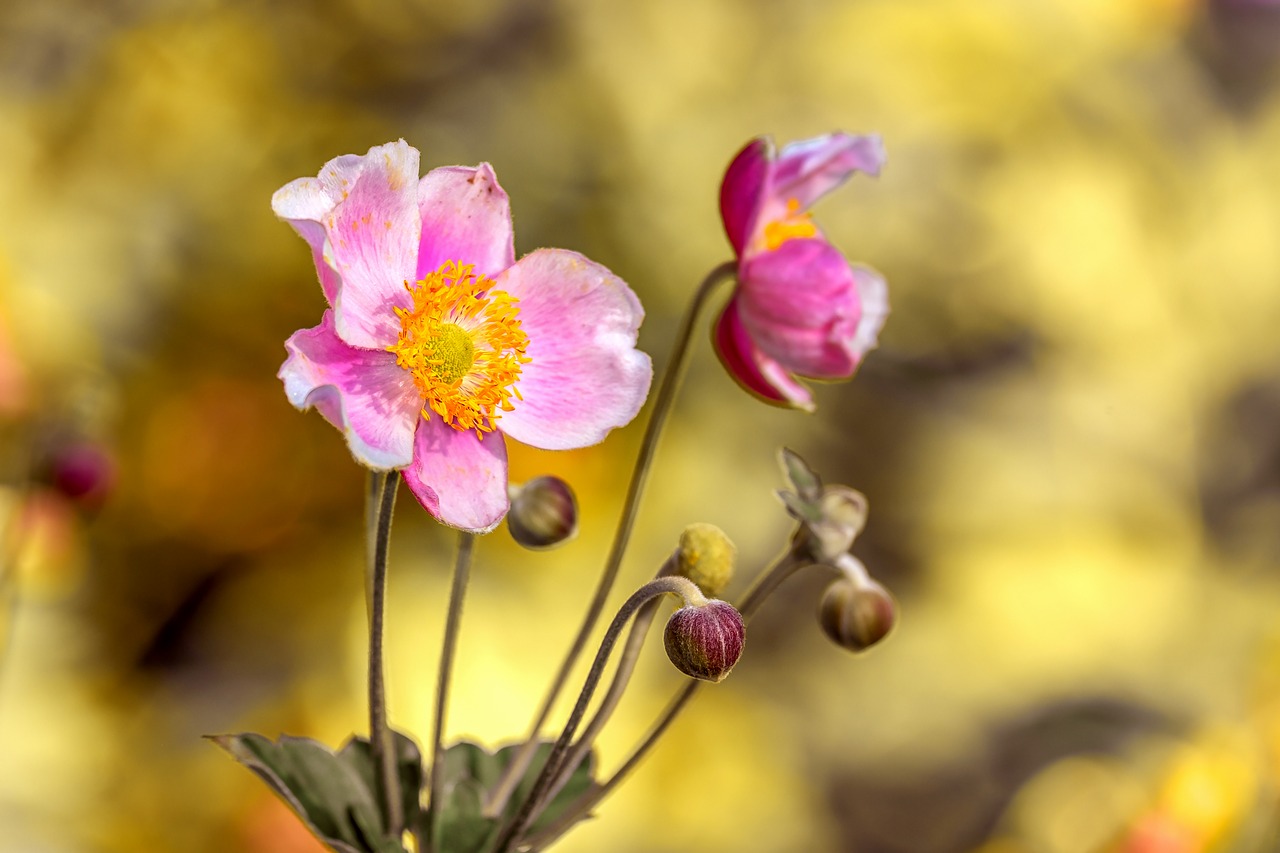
<box><xmin>427</xmin><ymin>530</ymin><xmax>475</xmax><ymax>853</ymax></box>
<box><xmin>483</xmin><ymin>260</ymin><xmax>737</xmax><ymax>817</ymax></box>
<box><xmin>521</xmin><ymin>542</ymin><xmax>813</xmax><ymax>852</ymax></box>
<box><xmin>367</xmin><ymin>470</ymin><xmax>403</xmax><ymax>839</ymax></box>
<box><xmin>537</xmin><ymin>595</ymin><xmax>662</xmax><ymax>807</ymax></box>
<box><xmin>488</xmin><ymin>576</ymin><xmax>705</xmax><ymax>853</ymax></box>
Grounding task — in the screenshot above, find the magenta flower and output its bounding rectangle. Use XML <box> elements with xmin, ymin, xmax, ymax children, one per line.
<box><xmin>714</xmin><ymin>133</ymin><xmax>889</xmax><ymax>411</ymax></box>
<box><xmin>273</xmin><ymin>140</ymin><xmax>652</xmax><ymax>533</ymax></box>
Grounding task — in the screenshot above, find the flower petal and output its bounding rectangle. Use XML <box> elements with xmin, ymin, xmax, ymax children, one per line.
<box><xmin>738</xmin><ymin>239</ymin><xmax>864</xmax><ymax>379</ymax></box>
<box><xmin>272</xmin><ymin>154</ymin><xmax>365</xmax><ymax>305</ymax></box>
<box><xmin>416</xmin><ymin>164</ymin><xmax>516</xmax><ymax>280</ymax></box>
<box><xmin>739</xmin><ymin>238</ymin><xmax>858</xmax><ymax>329</ymax></box>
<box><xmin>713</xmin><ymin>298</ymin><xmax>814</xmax><ymax>411</ymax></box>
<box><xmin>278</xmin><ymin>310</ymin><xmax>421</xmax><ymax>470</ymax></box>
<box><xmin>323</xmin><ymin>140</ymin><xmax>421</xmax><ymax>349</ymax></box>
<box><xmin>849</xmin><ymin>266</ymin><xmax>889</xmax><ymax>362</ymax></box>
<box><xmin>720</xmin><ymin>137</ymin><xmax>773</xmax><ymax>257</ymax></box>
<box><xmin>771</xmin><ymin>133</ymin><xmax>885</xmax><ymax>214</ymax></box>
<box><xmin>492</xmin><ymin>249</ymin><xmax>652</xmax><ymax>450</ymax></box>
<box><xmin>402</xmin><ymin>417</ymin><xmax>509</xmax><ymax>533</ymax></box>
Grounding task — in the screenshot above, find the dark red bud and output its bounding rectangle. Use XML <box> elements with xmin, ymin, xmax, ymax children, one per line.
<box><xmin>663</xmin><ymin>600</ymin><xmax>745</xmax><ymax>682</ymax></box>
<box><xmin>50</xmin><ymin>442</ymin><xmax>116</xmax><ymax>509</ymax></box>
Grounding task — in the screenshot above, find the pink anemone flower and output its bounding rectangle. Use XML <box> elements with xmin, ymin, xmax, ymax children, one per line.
<box><xmin>714</xmin><ymin>133</ymin><xmax>889</xmax><ymax>411</ymax></box>
<box><xmin>273</xmin><ymin>140</ymin><xmax>652</xmax><ymax>533</ymax></box>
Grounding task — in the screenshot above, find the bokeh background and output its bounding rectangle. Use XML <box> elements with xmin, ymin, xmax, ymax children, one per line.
<box><xmin>2</xmin><ymin>0</ymin><xmax>1279</xmax><ymax>850</ymax></box>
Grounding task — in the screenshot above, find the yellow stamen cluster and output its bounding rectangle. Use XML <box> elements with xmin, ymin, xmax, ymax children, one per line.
<box><xmin>762</xmin><ymin>197</ymin><xmax>818</xmax><ymax>250</ymax></box>
<box><xmin>387</xmin><ymin>260</ymin><xmax>530</xmax><ymax>437</ymax></box>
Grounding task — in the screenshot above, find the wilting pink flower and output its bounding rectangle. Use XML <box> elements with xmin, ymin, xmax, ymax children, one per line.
<box><xmin>273</xmin><ymin>141</ymin><xmax>652</xmax><ymax>532</ymax></box>
<box><xmin>714</xmin><ymin>133</ymin><xmax>889</xmax><ymax>410</ymax></box>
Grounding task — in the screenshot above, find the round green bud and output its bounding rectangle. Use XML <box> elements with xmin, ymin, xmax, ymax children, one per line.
<box><xmin>675</xmin><ymin>522</ymin><xmax>736</xmax><ymax>597</ymax></box>
<box><xmin>507</xmin><ymin>476</ymin><xmax>578</xmax><ymax>550</ymax></box>
<box><xmin>817</xmin><ymin>576</ymin><xmax>896</xmax><ymax>653</ymax></box>
<box><xmin>663</xmin><ymin>599</ymin><xmax>746</xmax><ymax>683</ymax></box>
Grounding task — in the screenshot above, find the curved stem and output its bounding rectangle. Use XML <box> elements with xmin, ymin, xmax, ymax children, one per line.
<box><xmin>488</xmin><ymin>576</ymin><xmax>704</xmax><ymax>853</ymax></box>
<box><xmin>427</xmin><ymin>530</ymin><xmax>476</xmax><ymax>853</ymax></box>
<box><xmin>483</xmin><ymin>260</ymin><xmax>737</xmax><ymax>817</ymax></box>
<box><xmin>538</xmin><ymin>596</ymin><xmax>662</xmax><ymax>807</ymax></box>
<box><xmin>522</xmin><ymin>542</ymin><xmax>813</xmax><ymax>852</ymax></box>
<box><xmin>367</xmin><ymin>470</ymin><xmax>403</xmax><ymax>838</ymax></box>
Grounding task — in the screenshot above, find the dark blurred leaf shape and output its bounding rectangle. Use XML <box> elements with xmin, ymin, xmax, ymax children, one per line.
<box><xmin>423</xmin><ymin>740</ymin><xmax>598</xmax><ymax>853</ymax></box>
<box><xmin>210</xmin><ymin>731</ymin><xmax>420</xmax><ymax>853</ymax></box>
<box><xmin>340</xmin><ymin>731</ymin><xmax>425</xmax><ymax>835</ymax></box>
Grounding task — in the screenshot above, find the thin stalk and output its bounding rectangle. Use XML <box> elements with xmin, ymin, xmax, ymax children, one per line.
<box><xmin>522</xmin><ymin>543</ymin><xmax>813</xmax><ymax>852</ymax></box>
<box><xmin>488</xmin><ymin>576</ymin><xmax>705</xmax><ymax>853</ymax></box>
<box><xmin>483</xmin><ymin>260</ymin><xmax>737</xmax><ymax>817</ymax></box>
<box><xmin>367</xmin><ymin>470</ymin><xmax>404</xmax><ymax>838</ymax></box>
<box><xmin>427</xmin><ymin>531</ymin><xmax>476</xmax><ymax>853</ymax></box>
<box><xmin>538</xmin><ymin>596</ymin><xmax>662</xmax><ymax>807</ymax></box>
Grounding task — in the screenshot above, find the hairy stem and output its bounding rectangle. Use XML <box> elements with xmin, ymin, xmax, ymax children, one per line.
<box><xmin>367</xmin><ymin>470</ymin><xmax>403</xmax><ymax>838</ymax></box>
<box><xmin>427</xmin><ymin>531</ymin><xmax>476</xmax><ymax>853</ymax></box>
<box><xmin>522</xmin><ymin>543</ymin><xmax>812</xmax><ymax>852</ymax></box>
<box><xmin>488</xmin><ymin>576</ymin><xmax>704</xmax><ymax>853</ymax></box>
<box><xmin>483</xmin><ymin>260</ymin><xmax>737</xmax><ymax>817</ymax></box>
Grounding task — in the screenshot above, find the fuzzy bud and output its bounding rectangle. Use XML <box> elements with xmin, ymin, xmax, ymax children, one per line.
<box><xmin>507</xmin><ymin>476</ymin><xmax>578</xmax><ymax>550</ymax></box>
<box><xmin>674</xmin><ymin>523</ymin><xmax>736</xmax><ymax>597</ymax></box>
<box><xmin>817</xmin><ymin>576</ymin><xmax>897</xmax><ymax>653</ymax></box>
<box><xmin>663</xmin><ymin>600</ymin><xmax>745</xmax><ymax>682</ymax></box>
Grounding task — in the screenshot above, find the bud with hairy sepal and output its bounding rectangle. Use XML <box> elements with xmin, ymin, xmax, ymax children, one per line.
<box><xmin>507</xmin><ymin>476</ymin><xmax>578</xmax><ymax>549</ymax></box>
<box><xmin>776</xmin><ymin>448</ymin><xmax>868</xmax><ymax>562</ymax></box>
<box><xmin>664</xmin><ymin>599</ymin><xmax>745</xmax><ymax>682</ymax></box>
<box><xmin>673</xmin><ymin>522</ymin><xmax>736</xmax><ymax>597</ymax></box>
<box><xmin>817</xmin><ymin>575</ymin><xmax>896</xmax><ymax>653</ymax></box>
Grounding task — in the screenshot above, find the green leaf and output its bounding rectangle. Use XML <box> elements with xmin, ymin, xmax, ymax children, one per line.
<box><xmin>210</xmin><ymin>732</ymin><xmax>412</xmax><ymax>853</ymax></box>
<box><xmin>340</xmin><ymin>731</ymin><xmax>425</xmax><ymax>832</ymax></box>
<box><xmin>421</xmin><ymin>740</ymin><xmax>599</xmax><ymax>853</ymax></box>
<box><xmin>490</xmin><ymin>742</ymin><xmax>597</xmax><ymax>836</ymax></box>
<box><xmin>778</xmin><ymin>447</ymin><xmax>822</xmax><ymax>502</ymax></box>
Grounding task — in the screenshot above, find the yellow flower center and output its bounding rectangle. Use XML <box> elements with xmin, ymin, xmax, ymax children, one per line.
<box><xmin>387</xmin><ymin>260</ymin><xmax>530</xmax><ymax>436</ymax></box>
<box><xmin>762</xmin><ymin>197</ymin><xmax>818</xmax><ymax>250</ymax></box>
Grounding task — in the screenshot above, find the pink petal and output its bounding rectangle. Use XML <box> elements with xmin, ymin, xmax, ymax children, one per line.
<box><xmin>416</xmin><ymin>164</ymin><xmax>516</xmax><ymax>280</ymax></box>
<box><xmin>713</xmin><ymin>298</ymin><xmax>815</xmax><ymax>411</ymax></box>
<box><xmin>770</xmin><ymin>133</ymin><xmax>885</xmax><ymax>214</ymax></box>
<box><xmin>849</xmin><ymin>266</ymin><xmax>889</xmax><ymax>362</ymax></box>
<box><xmin>278</xmin><ymin>310</ymin><xmax>421</xmax><ymax>470</ymax></box>
<box><xmin>323</xmin><ymin>140</ymin><xmax>421</xmax><ymax>349</ymax></box>
<box><xmin>719</xmin><ymin>137</ymin><xmax>773</xmax><ymax>257</ymax></box>
<box><xmin>272</xmin><ymin>154</ymin><xmax>365</xmax><ymax>306</ymax></box>
<box><xmin>402</xmin><ymin>417</ymin><xmax>509</xmax><ymax>533</ymax></box>
<box><xmin>738</xmin><ymin>239</ymin><xmax>864</xmax><ymax>379</ymax></box>
<box><xmin>738</xmin><ymin>238</ymin><xmax>859</xmax><ymax>330</ymax></box>
<box><xmin>492</xmin><ymin>249</ymin><xmax>652</xmax><ymax>451</ymax></box>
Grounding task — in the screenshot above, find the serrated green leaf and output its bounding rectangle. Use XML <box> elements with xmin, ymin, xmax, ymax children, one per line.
<box><xmin>340</xmin><ymin>731</ymin><xmax>424</xmax><ymax>831</ymax></box>
<box><xmin>436</xmin><ymin>777</ymin><xmax>492</xmax><ymax>853</ymax></box>
<box><xmin>421</xmin><ymin>740</ymin><xmax>598</xmax><ymax>852</ymax></box>
<box><xmin>210</xmin><ymin>732</ymin><xmax>408</xmax><ymax>853</ymax></box>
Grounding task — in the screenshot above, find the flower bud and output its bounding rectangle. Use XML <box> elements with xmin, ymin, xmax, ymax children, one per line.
<box><xmin>48</xmin><ymin>441</ymin><xmax>116</xmax><ymax>510</ymax></box>
<box><xmin>817</xmin><ymin>576</ymin><xmax>896</xmax><ymax>653</ymax></box>
<box><xmin>674</xmin><ymin>523</ymin><xmax>736</xmax><ymax>597</ymax></box>
<box><xmin>507</xmin><ymin>476</ymin><xmax>577</xmax><ymax>549</ymax></box>
<box><xmin>664</xmin><ymin>600</ymin><xmax>745</xmax><ymax>682</ymax></box>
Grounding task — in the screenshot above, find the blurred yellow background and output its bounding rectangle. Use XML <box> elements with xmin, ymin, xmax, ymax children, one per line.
<box><xmin>1</xmin><ymin>0</ymin><xmax>1279</xmax><ymax>850</ymax></box>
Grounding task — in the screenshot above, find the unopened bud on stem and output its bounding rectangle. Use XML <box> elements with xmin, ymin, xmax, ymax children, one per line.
<box><xmin>664</xmin><ymin>599</ymin><xmax>745</xmax><ymax>682</ymax></box>
<box><xmin>817</xmin><ymin>571</ymin><xmax>896</xmax><ymax>653</ymax></box>
<box><xmin>507</xmin><ymin>476</ymin><xmax>578</xmax><ymax>550</ymax></box>
<box><xmin>673</xmin><ymin>522</ymin><xmax>736</xmax><ymax>597</ymax></box>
